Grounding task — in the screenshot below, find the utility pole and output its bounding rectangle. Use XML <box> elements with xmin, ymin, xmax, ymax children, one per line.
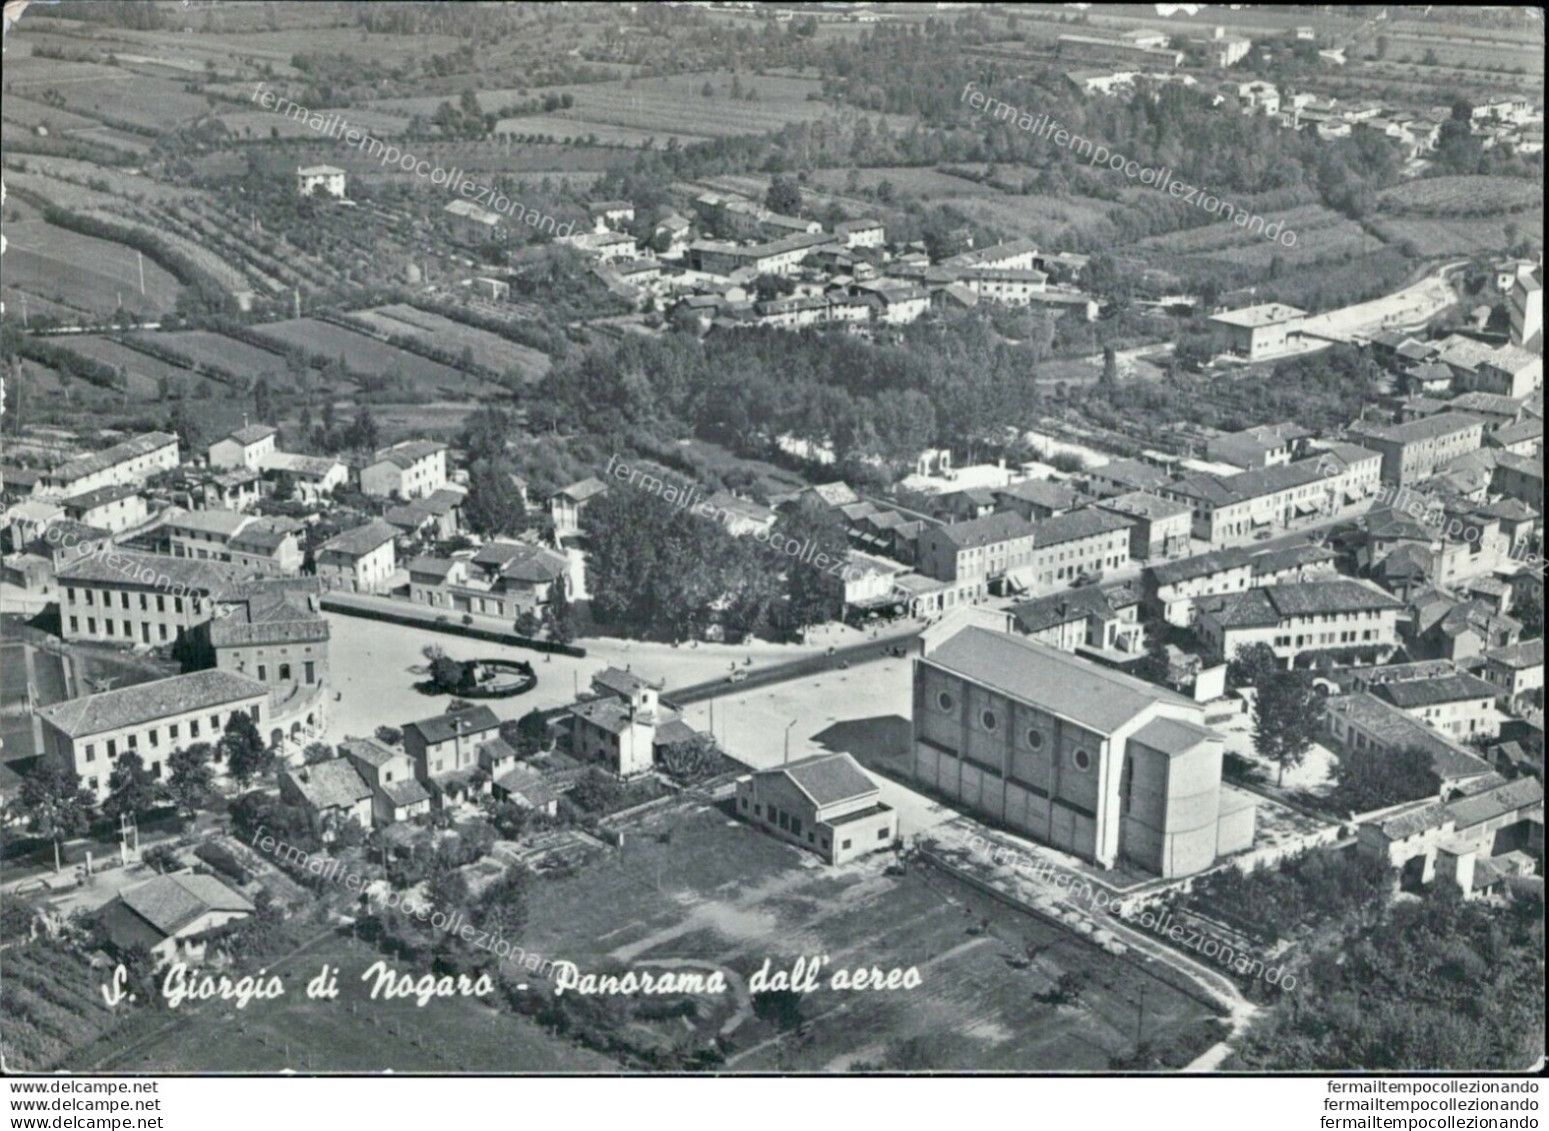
<box><xmin>137</xmin><ymin>251</ymin><xmax>146</xmax><ymax>297</ymax></box>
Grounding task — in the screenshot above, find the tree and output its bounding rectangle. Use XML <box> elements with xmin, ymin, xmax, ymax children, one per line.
<box><xmin>546</xmin><ymin>583</ymin><xmax>575</xmax><ymax>646</ymax></box>
<box><xmin>302</xmin><ymin>741</ymin><xmax>335</xmax><ymax>765</ymax></box>
<box><xmin>104</xmin><ymin>751</ymin><xmax>164</xmax><ymax>822</ymax></box>
<box><xmin>463</xmin><ymin>457</ymin><xmax>527</xmax><ymax>537</ymax></box>
<box><xmin>569</xmin><ymin>768</ymin><xmax>624</xmax><ymax>814</ymax></box>
<box><xmin>503</xmin><ymin>708</ymin><xmax>551</xmax><ymax>756</ymax></box>
<box><xmin>221</xmin><ymin>711</ymin><xmax>274</xmax><ymax>789</ymax></box>
<box><xmin>1228</xmin><ymin>642</ymin><xmax>1283</xmax><ymax>691</ymax></box>
<box><xmin>1515</xmin><ymin>588</ymin><xmax>1542</xmax><ymax>640</ymax></box>
<box><xmin>9</xmin><ymin>762</ymin><xmax>94</xmax><ymax>871</ymax></box>
<box><xmin>765</xmin><ymin>175</ymin><xmax>802</xmax><ymax>217</ymax></box>
<box><xmin>514</xmin><ymin>609</ymin><xmax>542</xmax><ymax>637</ymax></box>
<box><xmin>1331</xmin><ymin>743</ymin><xmax>1440</xmax><ymax>814</ymax></box>
<box><xmin>475</xmin><ymin>863</ymin><xmax>531</xmax><ymax>940</ymax></box>
<box><xmin>1253</xmin><ymin>669</ymin><xmax>1321</xmax><ymax>785</ymax></box>
<box><xmin>166</xmin><ymin>742</ymin><xmax>216</xmax><ymax>817</ymax></box>
<box><xmin>1101</xmin><ymin>346</ymin><xmax>1118</xmax><ymax>387</ymax></box>
<box><xmin>374</xmin><ymin>726</ymin><xmax>403</xmax><ymax>747</ymax></box>
<box><xmin>429</xmin><ymin>654</ymin><xmax>471</xmax><ymax>694</ymax></box>
<box><xmin>779</xmin><ymin>500</ymin><xmax>849</xmax><ymax>631</ymax></box>
<box><xmin>658</xmin><ymin>732</ymin><xmax>722</xmax><ymax>783</ymax></box>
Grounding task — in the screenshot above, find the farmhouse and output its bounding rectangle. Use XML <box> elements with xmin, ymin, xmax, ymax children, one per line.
<box><xmin>297</xmin><ymin>165</ymin><xmax>346</xmax><ymax>198</ymax></box>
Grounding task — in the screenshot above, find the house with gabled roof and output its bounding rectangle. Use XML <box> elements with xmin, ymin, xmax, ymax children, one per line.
<box><xmin>360</xmin><ymin>441</ymin><xmax>449</xmax><ymax>501</ymax></box>
<box><xmin>97</xmin><ymin>872</ymin><xmax>255</xmax><ymax>967</ymax></box>
<box><xmin>279</xmin><ymin>759</ymin><xmax>374</xmax><ymax>832</ymax></box>
<box><xmin>339</xmin><ymin>736</ymin><xmax>432</xmax><ymax>826</ymax></box>
<box><xmin>735</xmin><ymin>752</ymin><xmax>897</xmax><ymax>864</ymax></box>
<box><xmin>316</xmin><ymin>520</ymin><xmax>398</xmax><ymax>593</ymax></box>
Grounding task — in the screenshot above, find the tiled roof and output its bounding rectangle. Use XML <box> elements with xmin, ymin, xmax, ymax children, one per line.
<box><xmin>382</xmin><ymin>777</ymin><xmax>434</xmax><ymax>807</ymax></box>
<box><xmin>593</xmin><ymin>666</ymin><xmax>656</xmax><ymax>699</ymax></box>
<box><xmin>370</xmin><ymin>440</ymin><xmax>447</xmax><ymax>469</ymax></box>
<box><xmin>1351</xmin><ymin>412</ymin><xmax>1485</xmax><ymax>444</ymax></box>
<box><xmin>56</xmin><ymin>549</ymin><xmax>241</xmax><ymax>592</ymax></box>
<box><xmin>1089</xmin><ymin>459</ymin><xmax>1174</xmax><ymax>492</ymax></box>
<box><xmin>996</xmin><ymin>479</ymin><xmax>1084</xmax><ymax>510</ymax></box>
<box><xmin>1484</xmin><ymin>638</ymin><xmax>1544</xmax><ymax>670</ymax></box>
<box><xmin>495</xmin><ymin>764</ymin><xmax>558</xmax><ymax>808</ymax></box>
<box><xmin>1326</xmin><ymin>693</ymin><xmax>1493</xmax><ymax>782</ymax></box>
<box><xmin>287</xmin><ymin>760</ymin><xmax>372</xmax><ymax>811</ymax></box>
<box><xmin>1262</xmin><ymin>580</ymin><xmax>1402</xmax><ymax>617</ymax></box>
<box><xmin>1375</xmin><ymin>673</ymin><xmax>1500</xmax><ymax>709</ymax></box>
<box><xmin>761</xmin><ymin>752</ymin><xmax>878</xmax><ymax>808</ymax></box>
<box><xmin>118</xmin><ymin>873</ymin><xmax>253</xmax><ymax>938</ymax></box>
<box><xmin>929</xmin><ymin>511</ymin><xmax>1035</xmax><ymax>549</ymax></box>
<box><xmin>209</xmin><ymin>577</ymin><xmax>328</xmax><ymax>648</ymax></box>
<box><xmin>554</xmin><ymin>477</ymin><xmax>608</xmax><ymax>503</ymax></box>
<box><xmin>1010</xmin><ymin>586</ymin><xmax>1128</xmax><ymax>635</ymax></box>
<box><xmin>924</xmin><ymin>626</ymin><xmax>1194</xmax><ymax>734</ymax></box>
<box><xmin>1446</xmin><ymin>777</ymin><xmax>1542</xmax><ymax>831</ymax></box>
<box><xmin>228</xmin><ymin>424</ymin><xmax>277</xmax><ymax>446</ymax></box>
<box><xmin>1031</xmin><ymin>507</ymin><xmax>1133</xmax><ymax>548</ymax></box>
<box><xmin>166</xmin><ymin>507</ymin><xmax>250</xmax><ymax>537</ymax></box>
<box><xmin>407</xmin><ymin>555</ymin><xmax>456</xmax><ymax>579</ymax></box>
<box><xmin>320</xmin><ymin>520</ymin><xmax>398</xmax><ymax>558</ymax></box>
<box><xmin>40</xmin><ymin>670</ymin><xmax>268</xmax><ymax>738</ymax></box>
<box><xmin>1093</xmin><ymin>491</ymin><xmax>1190</xmax><ymax>521</ymax></box>
<box><xmin>1249</xmin><ymin>543</ymin><xmax>1337</xmax><ymax>576</ymax></box>
<box><xmin>45</xmin><ymin>433</ymin><xmax>176</xmax><ymax>485</ymax></box>
<box><xmin>405</xmin><ymin>705</ymin><xmax>501</xmax><ymax>746</ymax></box>
<box><xmin>62</xmin><ymin>483</ymin><xmax>140</xmax><ymax>511</ymax></box>
<box><xmin>1149</xmin><ymin>548</ymin><xmax>1252</xmax><ymax>586</ymax></box>
<box><xmin>339</xmin><ymin>736</ymin><xmax>400</xmax><ymax>768</ymax></box>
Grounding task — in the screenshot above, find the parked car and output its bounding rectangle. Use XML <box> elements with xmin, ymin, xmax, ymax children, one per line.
<box><xmin>727</xmin><ymin>669</ymin><xmax>747</xmax><ymax>684</ymax></box>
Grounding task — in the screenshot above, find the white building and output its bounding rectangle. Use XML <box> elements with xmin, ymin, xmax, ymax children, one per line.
<box><xmin>297</xmin><ymin>165</ymin><xmax>346</xmax><ymax>198</ymax></box>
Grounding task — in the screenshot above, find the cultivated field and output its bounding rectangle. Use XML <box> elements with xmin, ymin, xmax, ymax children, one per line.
<box><xmin>3</xmin><ymin>61</ymin><xmax>218</xmax><ymax>133</ymax></box>
<box><xmin>511</xmin><ymin>804</ymin><xmax>1222</xmax><ymax>1071</ymax></box>
<box><xmin>2</xmin><ymin>218</ymin><xmax>183</xmax><ymax>318</ymax></box>
<box><xmin>494</xmin><ymin>115</ymin><xmax>704</xmax><ymax>147</ymax></box>
<box><xmin>245</xmin><ymin>318</ymin><xmax>466</xmax><ymax>387</ymax></box>
<box><xmin>1377</xmin><ymin>175</ymin><xmax>1542</xmax><ymax>216</ymax></box>
<box><xmin>1374</xmin><ymin>216</ymin><xmax>1544</xmax><ymax>256</ymax></box>
<box><xmin>129</xmin><ymin>330</ymin><xmax>291</xmax><ymax>382</ymax></box>
<box><xmin>54</xmin><ymin>337</ymin><xmax>191</xmax><ymax>397</ymax></box>
<box><xmin>351</xmin><ymin>305</ymin><xmax>551</xmax><ymax>382</ymax></box>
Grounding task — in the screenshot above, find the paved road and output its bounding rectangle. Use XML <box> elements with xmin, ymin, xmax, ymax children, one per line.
<box><xmin>664</xmin><ymin>625</ymin><xmax>922</xmax><ymax>709</ymax></box>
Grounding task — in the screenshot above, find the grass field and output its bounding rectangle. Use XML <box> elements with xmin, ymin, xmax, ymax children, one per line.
<box><xmin>510</xmin><ymin>803</ymin><xmax>1221</xmax><ymax>1071</ymax></box>
<box><xmin>3</xmin><ymin>61</ymin><xmax>217</xmax><ymax>133</ymax></box>
<box><xmin>1377</xmin><ymin>175</ymin><xmax>1541</xmax><ymax>216</ymax></box>
<box><xmin>1374</xmin><ymin>216</ymin><xmax>1544</xmax><ymax>256</ymax></box>
<box><xmin>2</xmin><ymin>218</ymin><xmax>184</xmax><ymax>319</ymax></box>
<box><xmin>246</xmin><ymin>318</ymin><xmax>468</xmax><ymax>387</ymax></box>
<box><xmin>51</xmin><ymin>337</ymin><xmax>191</xmax><ymax>397</ymax></box>
<box><xmin>130</xmin><ymin>330</ymin><xmax>290</xmax><ymax>381</ymax></box>
<box><xmin>88</xmin><ymin>932</ymin><xmax>615</xmax><ymax>1073</ymax></box>
<box><xmin>352</xmin><ymin>305</ymin><xmax>551</xmax><ymax>382</ymax></box>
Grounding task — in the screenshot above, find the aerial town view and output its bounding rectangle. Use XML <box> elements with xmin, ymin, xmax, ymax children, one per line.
<box><xmin>0</xmin><ymin>0</ymin><xmax>1542</xmax><ymax>1113</ymax></box>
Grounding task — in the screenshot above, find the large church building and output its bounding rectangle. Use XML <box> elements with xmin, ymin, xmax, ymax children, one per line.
<box><xmin>912</xmin><ymin>625</ymin><xmax>1255</xmax><ymax>878</ymax></box>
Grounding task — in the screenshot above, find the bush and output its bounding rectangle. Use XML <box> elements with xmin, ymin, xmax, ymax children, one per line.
<box><xmin>194</xmin><ymin>841</ymin><xmax>252</xmax><ymax>885</ymax></box>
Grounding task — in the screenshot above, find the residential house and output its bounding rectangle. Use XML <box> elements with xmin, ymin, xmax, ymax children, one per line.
<box><xmin>297</xmin><ymin>165</ymin><xmax>346</xmax><ymax>197</ymax></box>
<box><xmin>550</xmin><ymin>477</ymin><xmax>607</xmax><ymax>539</ymax></box>
<box><xmin>1083</xmin><ymin>457</ymin><xmax>1177</xmax><ymax>498</ymax></box>
<box><xmin>1349</xmin><ymin>414</ymin><xmax>1487</xmax><ymax>486</ymax></box>
<box><xmin>993</xmin><ymin>479</ymin><xmax>1087</xmax><ymax>522</ymax></box>
<box><xmin>1008</xmin><ymin>584</ymin><xmax>1143</xmax><ymax>656</ymax></box>
<box><xmin>1491</xmin><ymin>452</ymin><xmax>1543</xmax><ymax>507</ymax></box>
<box><xmin>360</xmin><ymin>441</ymin><xmax>449</xmax><ymax>501</ymax></box>
<box><xmin>735</xmin><ymin>753</ymin><xmax>897</xmax><ymax>865</ymax></box>
<box><xmin>35</xmin><ymin>433</ymin><xmax>179</xmax><ymax>499</ymax></box>
<box><xmin>1374</xmin><ymin>672</ymin><xmax>1504</xmax><ymax>740</ymax></box>
<box><xmin>208</xmin><ymin>425</ymin><xmax>278</xmax><ymax>471</ymax></box>
<box><xmin>1324</xmin><ymin>692</ymin><xmax>1495</xmax><ymax>794</ymax></box>
<box><xmin>1357</xmin><ymin>775</ymin><xmax>1541</xmax><ymax>894</ymax></box>
<box><xmin>1196</xmin><ymin>579</ymin><xmax>1404</xmax><ymax>666</ymax></box>
<box><xmin>402</xmin><ymin>706</ymin><xmax>503</xmax><ymax>805</ymax></box>
<box><xmin>315</xmin><ymin>520</ymin><xmax>398</xmax><ymax>593</ymax></box>
<box><xmin>384</xmin><ymin>487</ymin><xmax>466</xmax><ymax>542</ymax></box>
<box><xmin>280</xmin><ymin>759</ymin><xmax>375</xmax><ymax>832</ymax></box>
<box><xmin>1092</xmin><ymin>492</ymin><xmax>1192</xmax><ymax>560</ymax></box>
<box><xmin>97</xmin><ymin>873</ymin><xmax>254</xmax><ymax>968</ymax></box>
<box><xmin>61</xmin><ymin>484</ymin><xmax>147</xmax><ymax>534</ymax></box>
<box><xmin>1143</xmin><ymin>548</ymin><xmax>1254</xmax><ymax>627</ymax></box>
<box><xmin>1205</xmin><ymin>423</ymin><xmax>1311</xmax><ymax>470</ymax></box>
<box><xmin>339</xmin><ymin>736</ymin><xmax>433</xmax><ymax>826</ymax></box>
<box><xmin>409</xmin><ymin>540</ymin><xmax>569</xmax><ymax>619</ymax></box>
<box><xmin>1471</xmin><ymin>639</ymin><xmax>1545</xmax><ymax>713</ymax></box>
